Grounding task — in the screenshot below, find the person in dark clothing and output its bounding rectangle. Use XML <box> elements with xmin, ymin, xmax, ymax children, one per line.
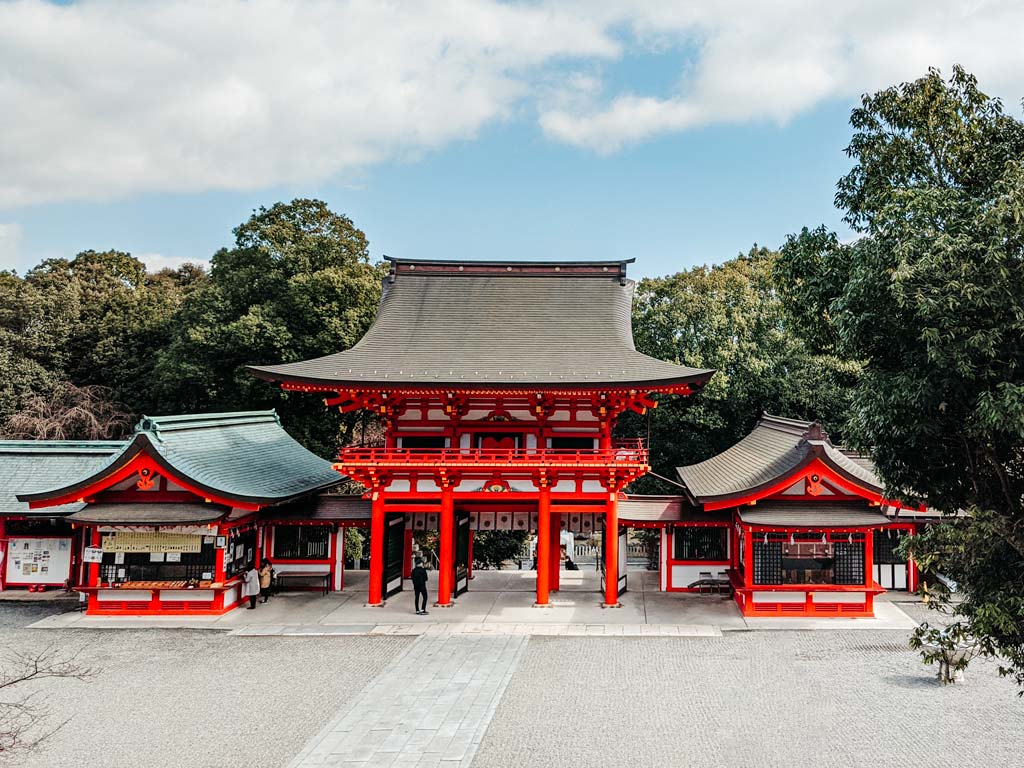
<box><xmin>411</xmin><ymin>558</ymin><xmax>429</xmax><ymax>615</ymax></box>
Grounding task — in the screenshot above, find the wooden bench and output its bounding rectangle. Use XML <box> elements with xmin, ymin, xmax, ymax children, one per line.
<box><xmin>274</xmin><ymin>570</ymin><xmax>331</xmax><ymax>596</ymax></box>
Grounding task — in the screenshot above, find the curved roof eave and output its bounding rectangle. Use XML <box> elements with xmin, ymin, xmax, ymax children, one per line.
<box><xmin>246</xmin><ymin>365</ymin><xmax>715</xmax><ymax>392</ymax></box>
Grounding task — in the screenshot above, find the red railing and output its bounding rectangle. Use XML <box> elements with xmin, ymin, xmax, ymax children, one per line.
<box><xmin>335</xmin><ymin>438</ymin><xmax>648</xmax><ymax>467</ymax></box>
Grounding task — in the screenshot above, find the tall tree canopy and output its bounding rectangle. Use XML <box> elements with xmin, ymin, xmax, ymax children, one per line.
<box><xmin>155</xmin><ymin>199</ymin><xmax>386</xmax><ymax>454</ymax></box>
<box><xmin>624</xmin><ymin>246</ymin><xmax>861</xmax><ymax>490</ymax></box>
<box><xmin>0</xmin><ymin>251</ymin><xmax>201</xmax><ymax>430</ymax></box>
<box><xmin>778</xmin><ymin>67</ymin><xmax>1024</xmax><ymax>685</ymax></box>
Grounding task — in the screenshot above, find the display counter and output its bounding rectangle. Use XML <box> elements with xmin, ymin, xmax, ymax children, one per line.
<box><xmin>79</xmin><ymin>577</ymin><xmax>244</xmax><ymax>615</ymax></box>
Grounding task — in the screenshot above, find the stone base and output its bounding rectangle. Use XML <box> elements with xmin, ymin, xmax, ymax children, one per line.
<box><xmin>601</xmin><ymin>602</ymin><xmax>622</xmax><ymax>609</ymax></box>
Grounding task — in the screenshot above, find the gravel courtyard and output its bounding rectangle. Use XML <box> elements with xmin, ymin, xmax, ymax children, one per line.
<box><xmin>0</xmin><ymin>604</ymin><xmax>412</xmax><ymax>768</ymax></box>
<box><xmin>2</xmin><ymin>602</ymin><xmax>1022</xmax><ymax>768</ymax></box>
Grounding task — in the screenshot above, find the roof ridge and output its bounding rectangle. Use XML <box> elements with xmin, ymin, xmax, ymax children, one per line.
<box><xmin>136</xmin><ymin>410</ymin><xmax>279</xmax><ymax>438</ymax></box>
<box><xmin>0</xmin><ymin>440</ymin><xmax>125</xmax><ymax>453</ymax></box>
<box><xmin>384</xmin><ymin>257</ymin><xmax>636</xmax><ymax>267</ymax></box>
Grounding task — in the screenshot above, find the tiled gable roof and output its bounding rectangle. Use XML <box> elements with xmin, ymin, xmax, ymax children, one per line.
<box><xmin>676</xmin><ymin>414</ymin><xmax>883</xmax><ymax>503</ymax></box>
<box><xmin>18</xmin><ymin>411</ymin><xmax>344</xmax><ymax>508</ymax></box>
<box><xmin>0</xmin><ymin>441</ymin><xmax>125</xmax><ymax>516</ymax></box>
<box><xmin>249</xmin><ymin>258</ymin><xmax>714</xmax><ymax>391</ymax></box>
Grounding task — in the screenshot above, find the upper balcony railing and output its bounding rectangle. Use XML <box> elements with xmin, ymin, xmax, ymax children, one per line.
<box><xmin>335</xmin><ymin>438</ymin><xmax>648</xmax><ymax>469</ymax></box>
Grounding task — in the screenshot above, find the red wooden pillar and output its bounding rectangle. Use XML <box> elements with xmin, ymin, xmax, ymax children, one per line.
<box><xmin>604</xmin><ymin>492</ymin><xmax>620</xmax><ymax>607</ymax></box>
<box><xmin>743</xmin><ymin>525</ymin><xmax>754</xmax><ymax>588</ymax></box>
<box><xmin>467</xmin><ymin>530</ymin><xmax>474</xmax><ymax>580</ymax></box>
<box><xmin>436</xmin><ymin>486</ymin><xmax>454</xmax><ymax>606</ymax></box>
<box><xmin>907</xmin><ymin>527</ymin><xmax>918</xmax><ymax>593</ymax></box>
<box><xmin>0</xmin><ymin>517</ymin><xmax>6</xmax><ymax>591</ymax></box>
<box><xmin>535</xmin><ymin>484</ymin><xmax>551</xmax><ymax>606</ymax></box>
<box><xmin>368</xmin><ymin>490</ymin><xmax>385</xmax><ymax>606</ymax></box>
<box><xmin>548</xmin><ymin>513</ymin><xmax>561</xmax><ymax>592</ymax></box>
<box><xmin>864</xmin><ymin>528</ymin><xmax>875</xmax><ymax>586</ymax></box>
<box><xmin>402</xmin><ymin>528</ymin><xmax>414</xmax><ymax>580</ymax></box>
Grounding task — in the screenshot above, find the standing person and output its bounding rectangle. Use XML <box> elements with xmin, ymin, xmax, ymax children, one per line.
<box><xmin>411</xmin><ymin>558</ymin><xmax>429</xmax><ymax>615</ymax></box>
<box><xmin>259</xmin><ymin>559</ymin><xmax>274</xmax><ymax>603</ymax></box>
<box><xmin>241</xmin><ymin>563</ymin><xmax>260</xmax><ymax>609</ymax></box>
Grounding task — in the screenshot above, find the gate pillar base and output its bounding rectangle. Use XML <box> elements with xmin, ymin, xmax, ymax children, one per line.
<box><xmin>601</xmin><ymin>602</ymin><xmax>622</xmax><ymax>609</ymax></box>
<box><xmin>532</xmin><ymin>602</ymin><xmax>554</xmax><ymax>608</ymax></box>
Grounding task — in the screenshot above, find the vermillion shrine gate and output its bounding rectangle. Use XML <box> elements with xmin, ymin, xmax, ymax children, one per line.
<box><xmin>249</xmin><ymin>258</ymin><xmax>713</xmax><ymax>608</ymax></box>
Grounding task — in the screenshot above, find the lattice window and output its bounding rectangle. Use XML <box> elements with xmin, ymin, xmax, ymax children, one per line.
<box><xmin>833</xmin><ymin>541</ymin><xmax>865</xmax><ymax>584</ymax></box>
<box><xmin>873</xmin><ymin>529</ymin><xmax>907</xmax><ymax>564</ymax></box>
<box><xmin>753</xmin><ymin>541</ymin><xmax>783</xmax><ymax>585</ymax></box>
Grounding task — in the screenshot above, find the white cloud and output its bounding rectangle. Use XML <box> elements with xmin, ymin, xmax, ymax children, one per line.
<box><xmin>1</xmin><ymin>0</ymin><xmax>1023</xmax><ymax>203</ymax></box>
<box><xmin>138</xmin><ymin>253</ymin><xmax>208</xmax><ymax>273</ymax></box>
<box><xmin>0</xmin><ymin>0</ymin><xmax>617</xmax><ymax>207</ymax></box>
<box><xmin>540</xmin><ymin>1</ymin><xmax>1024</xmax><ymax>150</ymax></box>
<box><xmin>0</xmin><ymin>223</ymin><xmax>24</xmax><ymax>270</ymax></box>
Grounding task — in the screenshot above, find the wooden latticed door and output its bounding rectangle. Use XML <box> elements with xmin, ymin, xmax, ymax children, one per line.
<box><xmin>382</xmin><ymin>513</ymin><xmax>405</xmax><ymax>598</ymax></box>
<box><xmin>453</xmin><ymin>510</ymin><xmax>471</xmax><ymax>597</ymax></box>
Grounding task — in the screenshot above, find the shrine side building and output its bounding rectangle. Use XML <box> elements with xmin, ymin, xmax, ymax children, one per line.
<box><xmin>0</xmin><ymin>257</ymin><xmax>932</xmax><ymax>617</ymax></box>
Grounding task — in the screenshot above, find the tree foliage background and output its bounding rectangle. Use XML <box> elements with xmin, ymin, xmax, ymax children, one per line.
<box><xmin>3</xmin><ymin>67</ymin><xmax>1023</xmax><ymax>687</ymax></box>
<box><xmin>778</xmin><ymin>66</ymin><xmax>1024</xmax><ymax>687</ymax></box>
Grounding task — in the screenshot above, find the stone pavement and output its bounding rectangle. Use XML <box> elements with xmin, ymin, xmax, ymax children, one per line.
<box><xmin>27</xmin><ymin>569</ymin><xmax>919</xmax><ymax>633</ymax></box>
<box><xmin>287</xmin><ymin>633</ymin><xmax>527</xmax><ymax>768</ymax></box>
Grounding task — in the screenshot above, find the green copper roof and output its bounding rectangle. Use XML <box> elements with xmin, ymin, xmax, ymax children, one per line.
<box><xmin>249</xmin><ymin>257</ymin><xmax>714</xmax><ymax>391</ymax></box>
<box><xmin>0</xmin><ymin>441</ymin><xmax>126</xmax><ymax>516</ymax></box>
<box><xmin>676</xmin><ymin>414</ymin><xmax>882</xmax><ymax>504</ymax></box>
<box><xmin>18</xmin><ymin>411</ymin><xmax>344</xmax><ymax>509</ymax></box>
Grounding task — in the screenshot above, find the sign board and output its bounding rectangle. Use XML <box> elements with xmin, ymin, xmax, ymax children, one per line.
<box><xmin>83</xmin><ymin>547</ymin><xmax>103</xmax><ymax>564</ymax></box>
<box><xmin>101</xmin><ymin>532</ymin><xmax>202</xmax><ymax>554</ymax></box>
<box><xmin>4</xmin><ymin>537</ymin><xmax>73</xmax><ymax>586</ymax></box>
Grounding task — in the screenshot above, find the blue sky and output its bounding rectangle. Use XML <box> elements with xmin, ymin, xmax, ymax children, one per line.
<box><xmin>2</xmin><ymin>1</ymin><xmax>1020</xmax><ymax>280</ymax></box>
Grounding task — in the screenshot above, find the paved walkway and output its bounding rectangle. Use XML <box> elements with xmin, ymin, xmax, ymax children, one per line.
<box><xmin>287</xmin><ymin>633</ymin><xmax>527</xmax><ymax>768</ymax></box>
<box><xmin>26</xmin><ymin>570</ymin><xmax>919</xmax><ymax>633</ymax></box>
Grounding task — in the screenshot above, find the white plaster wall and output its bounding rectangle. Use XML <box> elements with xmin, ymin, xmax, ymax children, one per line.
<box><xmin>752</xmin><ymin>591</ymin><xmax>806</xmax><ymax>603</ymax></box>
<box><xmin>97</xmin><ymin>590</ymin><xmax>150</xmax><ymax>601</ymax></box>
<box><xmin>160</xmin><ymin>589</ymin><xmax>214</xmax><ymax>602</ymax></box>
<box><xmin>670</xmin><ymin>564</ymin><xmax>727</xmax><ymax>589</ymax></box>
<box><xmin>811</xmin><ymin>591</ymin><xmax>867</xmax><ymax>603</ymax></box>
<box><xmin>274</xmin><ymin>563</ymin><xmax>330</xmax><ymax>573</ymax></box>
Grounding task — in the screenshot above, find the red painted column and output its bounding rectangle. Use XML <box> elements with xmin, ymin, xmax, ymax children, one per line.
<box><xmin>604</xmin><ymin>492</ymin><xmax>620</xmax><ymax>607</ymax></box>
<box><xmin>368</xmin><ymin>490</ymin><xmax>385</xmax><ymax>606</ymax></box>
<box><xmin>907</xmin><ymin>528</ymin><xmax>918</xmax><ymax>593</ymax></box>
<box><xmin>865</xmin><ymin>528</ymin><xmax>875</xmax><ymax>587</ymax></box>
<box><xmin>549</xmin><ymin>513</ymin><xmax>561</xmax><ymax>592</ymax></box>
<box><xmin>743</xmin><ymin>526</ymin><xmax>754</xmax><ymax>588</ymax></box>
<box><xmin>436</xmin><ymin>486</ymin><xmax>454</xmax><ymax>606</ymax></box>
<box><xmin>402</xmin><ymin>527</ymin><xmax>414</xmax><ymax>580</ymax></box>
<box><xmin>467</xmin><ymin>530</ymin><xmax>474</xmax><ymax>580</ymax></box>
<box><xmin>0</xmin><ymin>517</ymin><xmax>6</xmax><ymax>591</ymax></box>
<box><xmin>88</xmin><ymin>528</ymin><xmax>101</xmax><ymax>587</ymax></box>
<box><xmin>535</xmin><ymin>484</ymin><xmax>551</xmax><ymax>606</ymax></box>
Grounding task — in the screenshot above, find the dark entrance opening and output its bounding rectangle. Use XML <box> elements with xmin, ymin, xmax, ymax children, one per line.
<box><xmin>600</xmin><ymin>525</ymin><xmax>628</xmax><ymax>596</ymax></box>
<box><xmin>383</xmin><ymin>513</ymin><xmax>405</xmax><ymax>598</ymax></box>
<box><xmin>454</xmin><ymin>510</ymin><xmax>471</xmax><ymax>597</ymax></box>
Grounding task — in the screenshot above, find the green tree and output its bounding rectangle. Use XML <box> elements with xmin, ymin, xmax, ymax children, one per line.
<box><xmin>156</xmin><ymin>199</ymin><xmax>385</xmax><ymax>455</ymax></box>
<box><xmin>471</xmin><ymin>531</ymin><xmax>529</xmax><ymax>569</ymax></box>
<box><xmin>624</xmin><ymin>247</ymin><xmax>861</xmax><ymax>490</ymax></box>
<box><xmin>778</xmin><ymin>66</ymin><xmax>1024</xmax><ymax>687</ymax></box>
<box><xmin>0</xmin><ymin>253</ymin><xmax>200</xmax><ymax>428</ymax></box>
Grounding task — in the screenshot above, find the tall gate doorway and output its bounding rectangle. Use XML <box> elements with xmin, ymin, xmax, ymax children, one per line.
<box><xmin>601</xmin><ymin>526</ymin><xmax>628</xmax><ymax>596</ymax></box>
<box><xmin>382</xmin><ymin>513</ymin><xmax>405</xmax><ymax>599</ymax></box>
<box><xmin>454</xmin><ymin>510</ymin><xmax>471</xmax><ymax>597</ymax></box>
